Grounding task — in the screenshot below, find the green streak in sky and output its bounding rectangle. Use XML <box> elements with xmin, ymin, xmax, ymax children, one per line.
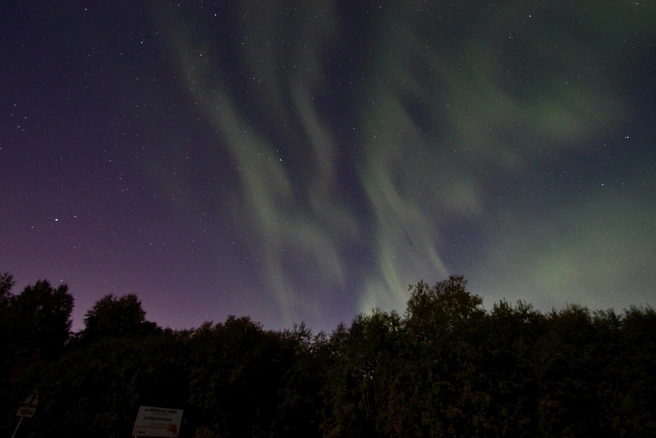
<box><xmin>149</xmin><ymin>1</ymin><xmax>655</xmax><ymax>322</ymax></box>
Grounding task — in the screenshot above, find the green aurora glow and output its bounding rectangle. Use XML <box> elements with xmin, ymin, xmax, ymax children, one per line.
<box><xmin>145</xmin><ymin>0</ymin><xmax>655</xmax><ymax>325</ymax></box>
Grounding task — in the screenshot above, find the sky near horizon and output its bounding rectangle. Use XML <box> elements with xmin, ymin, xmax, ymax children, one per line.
<box><xmin>1</xmin><ymin>1</ymin><xmax>654</xmax><ymax>333</ymax></box>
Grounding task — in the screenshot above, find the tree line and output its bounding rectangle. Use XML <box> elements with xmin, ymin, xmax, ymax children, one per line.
<box><xmin>1</xmin><ymin>272</ymin><xmax>654</xmax><ymax>437</ymax></box>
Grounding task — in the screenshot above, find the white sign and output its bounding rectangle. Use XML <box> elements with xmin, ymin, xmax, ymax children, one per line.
<box><xmin>16</xmin><ymin>406</ymin><xmax>36</xmax><ymax>418</ymax></box>
<box><xmin>21</xmin><ymin>389</ymin><xmax>38</xmax><ymax>407</ymax></box>
<box><xmin>132</xmin><ymin>406</ymin><xmax>183</xmax><ymax>437</ymax></box>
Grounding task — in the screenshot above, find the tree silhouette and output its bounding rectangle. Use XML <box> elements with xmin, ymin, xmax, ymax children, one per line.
<box><xmin>82</xmin><ymin>293</ymin><xmax>157</xmax><ymax>341</ymax></box>
<box><xmin>2</xmin><ymin>273</ymin><xmax>655</xmax><ymax>437</ymax></box>
<box><xmin>0</xmin><ymin>272</ymin><xmax>14</xmax><ymax>305</ymax></box>
<box><xmin>6</xmin><ymin>279</ymin><xmax>74</xmax><ymax>360</ymax></box>
<box><xmin>0</xmin><ymin>277</ymin><xmax>74</xmax><ymax>434</ymax></box>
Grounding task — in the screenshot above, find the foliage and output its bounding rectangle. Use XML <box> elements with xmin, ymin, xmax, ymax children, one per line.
<box><xmin>81</xmin><ymin>293</ymin><xmax>158</xmax><ymax>342</ymax></box>
<box><xmin>1</xmin><ymin>271</ymin><xmax>654</xmax><ymax>437</ymax></box>
<box><xmin>0</xmin><ymin>272</ymin><xmax>14</xmax><ymax>305</ymax></box>
<box><xmin>4</xmin><ymin>279</ymin><xmax>74</xmax><ymax>359</ymax></box>
<box><xmin>0</xmin><ymin>275</ymin><xmax>74</xmax><ymax>434</ymax></box>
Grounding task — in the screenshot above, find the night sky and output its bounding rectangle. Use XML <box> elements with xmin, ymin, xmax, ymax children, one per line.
<box><xmin>2</xmin><ymin>1</ymin><xmax>655</xmax><ymax>333</ymax></box>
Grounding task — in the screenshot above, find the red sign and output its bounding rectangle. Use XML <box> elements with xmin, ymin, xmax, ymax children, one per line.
<box><xmin>21</xmin><ymin>389</ymin><xmax>38</xmax><ymax>407</ymax></box>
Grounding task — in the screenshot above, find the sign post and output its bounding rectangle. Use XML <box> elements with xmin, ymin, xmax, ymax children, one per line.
<box><xmin>10</xmin><ymin>417</ymin><xmax>24</xmax><ymax>438</ymax></box>
<box><xmin>11</xmin><ymin>389</ymin><xmax>39</xmax><ymax>438</ymax></box>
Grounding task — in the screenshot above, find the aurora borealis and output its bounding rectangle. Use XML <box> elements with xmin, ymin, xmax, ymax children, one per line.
<box><xmin>1</xmin><ymin>1</ymin><xmax>654</xmax><ymax>332</ymax></box>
